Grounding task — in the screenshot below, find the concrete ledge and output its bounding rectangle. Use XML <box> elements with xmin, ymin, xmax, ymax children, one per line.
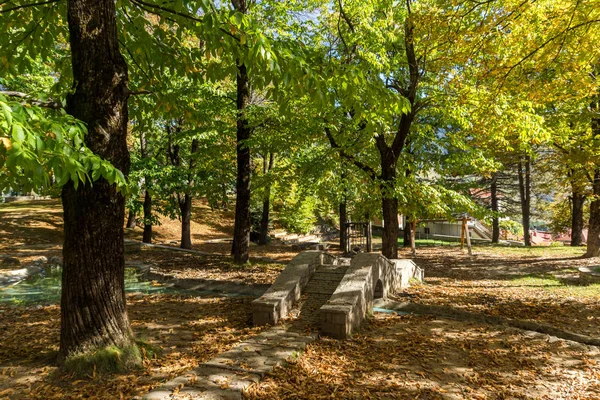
<box><xmin>252</xmin><ymin>251</ymin><xmax>337</xmax><ymax>326</ymax></box>
<box><xmin>320</xmin><ymin>253</ymin><xmax>396</xmax><ymax>339</ymax></box>
<box><xmin>392</xmin><ymin>259</ymin><xmax>424</xmax><ymax>289</ymax></box>
<box><xmin>579</xmin><ymin>267</ymin><xmax>600</xmax><ymax>285</ymax></box>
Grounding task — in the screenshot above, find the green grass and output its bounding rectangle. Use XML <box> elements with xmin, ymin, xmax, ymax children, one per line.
<box><xmin>64</xmin><ymin>342</ymin><xmax>147</xmax><ymax>375</ymax></box>
<box><xmin>480</xmin><ymin>245</ymin><xmax>586</xmax><ymax>258</ymax></box>
<box><xmin>511</xmin><ymin>273</ymin><xmax>600</xmax><ymax>297</ymax></box>
<box><xmin>594</xmin><ymin>267</ymin><xmax>600</xmax><ymax>273</ymax></box>
<box><xmin>397</xmin><ymin>238</ymin><xmax>460</xmax><ymax>247</ymax></box>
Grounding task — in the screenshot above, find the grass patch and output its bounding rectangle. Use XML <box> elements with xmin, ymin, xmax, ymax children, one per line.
<box><xmin>64</xmin><ymin>343</ymin><xmax>143</xmax><ymax>376</ymax></box>
<box><xmin>594</xmin><ymin>267</ymin><xmax>600</xmax><ymax>273</ymax></box>
<box><xmin>397</xmin><ymin>238</ymin><xmax>460</xmax><ymax>247</ymax></box>
<box><xmin>510</xmin><ymin>274</ymin><xmax>600</xmax><ymax>297</ymax></box>
<box><xmin>480</xmin><ymin>245</ymin><xmax>586</xmax><ymax>258</ymax></box>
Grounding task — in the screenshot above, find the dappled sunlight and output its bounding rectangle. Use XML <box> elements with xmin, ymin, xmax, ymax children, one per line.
<box><xmin>247</xmin><ymin>314</ymin><xmax>600</xmax><ymax>399</ymax></box>
<box><xmin>0</xmin><ymin>294</ymin><xmax>268</xmax><ymax>399</ymax></box>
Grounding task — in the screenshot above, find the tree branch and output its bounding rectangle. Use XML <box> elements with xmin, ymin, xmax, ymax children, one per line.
<box><xmin>0</xmin><ymin>0</ymin><xmax>60</xmax><ymax>13</ymax></box>
<box><xmin>0</xmin><ymin>91</ymin><xmax>62</xmax><ymax>109</ymax></box>
<box><xmin>129</xmin><ymin>0</ymin><xmax>241</xmax><ymax>42</ymax></box>
<box><xmin>325</xmin><ymin>126</ymin><xmax>378</xmax><ymax>180</ymax></box>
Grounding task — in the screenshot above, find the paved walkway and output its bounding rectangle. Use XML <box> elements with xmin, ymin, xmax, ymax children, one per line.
<box><xmin>143</xmin><ymin>262</ymin><xmax>350</xmax><ymax>400</ymax></box>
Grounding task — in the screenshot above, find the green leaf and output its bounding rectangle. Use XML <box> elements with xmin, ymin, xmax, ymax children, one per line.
<box><xmin>11</xmin><ymin>124</ymin><xmax>25</xmax><ymax>143</ymax></box>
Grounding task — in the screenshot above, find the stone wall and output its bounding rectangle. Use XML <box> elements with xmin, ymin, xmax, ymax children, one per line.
<box><xmin>320</xmin><ymin>253</ymin><xmax>397</xmax><ymax>339</ymax></box>
<box><xmin>252</xmin><ymin>251</ymin><xmax>337</xmax><ymax>326</ymax></box>
<box><xmin>392</xmin><ymin>259</ymin><xmax>424</xmax><ymax>289</ymax></box>
<box><xmin>579</xmin><ymin>267</ymin><xmax>600</xmax><ymax>285</ymax></box>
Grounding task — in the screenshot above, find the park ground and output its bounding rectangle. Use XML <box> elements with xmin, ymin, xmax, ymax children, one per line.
<box><xmin>0</xmin><ymin>200</ymin><xmax>599</xmax><ymax>399</ymax></box>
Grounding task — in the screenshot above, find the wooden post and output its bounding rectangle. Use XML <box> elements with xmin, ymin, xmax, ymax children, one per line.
<box><xmin>410</xmin><ymin>220</ymin><xmax>416</xmax><ymax>257</ymax></box>
<box><xmin>366</xmin><ymin>221</ymin><xmax>372</xmax><ymax>252</ymax></box>
<box><xmin>465</xmin><ymin>219</ymin><xmax>473</xmax><ymax>256</ymax></box>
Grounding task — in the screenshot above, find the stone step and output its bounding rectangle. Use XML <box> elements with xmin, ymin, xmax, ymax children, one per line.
<box><xmin>317</xmin><ymin>264</ymin><xmax>347</xmax><ymax>272</ymax></box>
<box><xmin>305</xmin><ymin>283</ymin><xmax>341</xmax><ymax>295</ymax></box>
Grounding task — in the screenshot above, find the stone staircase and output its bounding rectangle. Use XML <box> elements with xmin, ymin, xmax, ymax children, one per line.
<box><xmin>288</xmin><ymin>262</ymin><xmax>350</xmax><ymax>332</ymax></box>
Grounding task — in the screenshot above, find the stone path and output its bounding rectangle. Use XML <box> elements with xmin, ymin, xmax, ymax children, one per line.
<box><xmin>142</xmin><ymin>261</ymin><xmax>351</xmax><ymax>400</ymax></box>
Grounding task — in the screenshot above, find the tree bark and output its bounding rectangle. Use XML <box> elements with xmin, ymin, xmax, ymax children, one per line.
<box><xmin>517</xmin><ymin>156</ymin><xmax>531</xmax><ymax>247</ymax></box>
<box><xmin>491</xmin><ymin>173</ymin><xmax>500</xmax><ymax>243</ymax></box>
<box><xmin>339</xmin><ymin>200</ymin><xmax>348</xmax><ymax>252</ymax></box>
<box><xmin>571</xmin><ymin>188</ymin><xmax>585</xmax><ymax>247</ymax></box>
<box><xmin>60</xmin><ymin>0</ymin><xmax>133</xmax><ymax>360</ymax></box>
<box><xmin>166</xmin><ymin>123</ymin><xmax>197</xmax><ymax>250</ymax></box>
<box><xmin>142</xmin><ymin>188</ymin><xmax>152</xmax><ymax>243</ymax></box>
<box><xmin>403</xmin><ymin>221</ymin><xmax>412</xmax><ymax>247</ymax></box>
<box><xmin>231</xmin><ymin>48</ymin><xmax>252</xmax><ymax>263</ymax></box>
<box><xmin>379</xmin><ymin>152</ymin><xmax>399</xmax><ymax>259</ymax></box>
<box><xmin>584</xmin><ymin>92</ymin><xmax>600</xmax><ymax>257</ymax></box>
<box><xmin>585</xmin><ymin>170</ymin><xmax>600</xmax><ymax>257</ymax></box>
<box><xmin>126</xmin><ymin>209</ymin><xmax>137</xmax><ymax>229</ymax></box>
<box><xmin>179</xmin><ymin>193</ymin><xmax>192</xmax><ymax>249</ymax></box>
<box><xmin>258</xmin><ymin>153</ymin><xmax>274</xmax><ymax>246</ymax></box>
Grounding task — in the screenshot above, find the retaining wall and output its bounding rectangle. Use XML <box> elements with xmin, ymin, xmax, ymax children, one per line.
<box><xmin>319</xmin><ymin>253</ymin><xmax>397</xmax><ymax>339</ymax></box>
<box><xmin>252</xmin><ymin>251</ymin><xmax>337</xmax><ymax>326</ymax></box>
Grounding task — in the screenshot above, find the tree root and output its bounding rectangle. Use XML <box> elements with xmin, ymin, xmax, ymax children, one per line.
<box><xmin>374</xmin><ymin>299</ymin><xmax>600</xmax><ymax>347</ymax></box>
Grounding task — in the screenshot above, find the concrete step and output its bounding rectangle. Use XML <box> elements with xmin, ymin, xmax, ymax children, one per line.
<box><xmin>317</xmin><ymin>264</ymin><xmax>347</xmax><ymax>272</ymax></box>
<box><xmin>311</xmin><ymin>272</ymin><xmax>346</xmax><ymax>281</ymax></box>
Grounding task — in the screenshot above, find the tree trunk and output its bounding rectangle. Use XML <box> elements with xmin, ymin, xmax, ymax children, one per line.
<box><xmin>491</xmin><ymin>173</ymin><xmax>500</xmax><ymax>243</ymax></box>
<box><xmin>403</xmin><ymin>221</ymin><xmax>412</xmax><ymax>247</ymax></box>
<box><xmin>60</xmin><ymin>0</ymin><xmax>133</xmax><ymax>360</ymax></box>
<box><xmin>142</xmin><ymin>188</ymin><xmax>152</xmax><ymax>244</ymax></box>
<box><xmin>258</xmin><ymin>153</ymin><xmax>274</xmax><ymax>246</ymax></box>
<box><xmin>584</xmin><ymin>92</ymin><xmax>600</xmax><ymax>256</ymax></box>
<box><xmin>571</xmin><ymin>189</ymin><xmax>585</xmax><ymax>247</ymax></box>
<box><xmin>231</xmin><ymin>56</ymin><xmax>252</xmax><ymax>263</ymax></box>
<box><xmin>517</xmin><ymin>156</ymin><xmax>531</xmax><ymax>247</ymax></box>
<box><xmin>179</xmin><ymin>194</ymin><xmax>192</xmax><ymax>250</ymax></box>
<box><xmin>380</xmin><ymin>156</ymin><xmax>399</xmax><ymax>259</ymax></box>
<box><xmin>126</xmin><ymin>209</ymin><xmax>137</xmax><ymax>229</ymax></box>
<box><xmin>339</xmin><ymin>200</ymin><xmax>348</xmax><ymax>251</ymax></box>
<box><xmin>585</xmin><ymin>170</ymin><xmax>600</xmax><ymax>257</ymax></box>
<box><xmin>381</xmin><ymin>193</ymin><xmax>399</xmax><ymax>259</ymax></box>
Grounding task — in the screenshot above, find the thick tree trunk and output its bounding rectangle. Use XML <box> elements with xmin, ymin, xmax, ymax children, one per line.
<box><xmin>491</xmin><ymin>173</ymin><xmax>500</xmax><ymax>243</ymax></box>
<box><xmin>142</xmin><ymin>188</ymin><xmax>152</xmax><ymax>244</ymax></box>
<box><xmin>126</xmin><ymin>209</ymin><xmax>137</xmax><ymax>229</ymax></box>
<box><xmin>231</xmin><ymin>59</ymin><xmax>251</xmax><ymax>263</ymax></box>
<box><xmin>381</xmin><ymin>196</ymin><xmax>399</xmax><ymax>259</ymax></box>
<box><xmin>380</xmin><ymin>157</ymin><xmax>399</xmax><ymax>259</ymax></box>
<box><xmin>179</xmin><ymin>194</ymin><xmax>192</xmax><ymax>250</ymax></box>
<box><xmin>381</xmin><ymin>171</ymin><xmax>399</xmax><ymax>259</ymax></box>
<box><xmin>517</xmin><ymin>156</ymin><xmax>531</xmax><ymax>247</ymax></box>
<box><xmin>258</xmin><ymin>153</ymin><xmax>274</xmax><ymax>246</ymax></box>
<box><xmin>585</xmin><ymin>170</ymin><xmax>600</xmax><ymax>257</ymax></box>
<box><xmin>60</xmin><ymin>0</ymin><xmax>133</xmax><ymax>360</ymax></box>
<box><xmin>584</xmin><ymin>93</ymin><xmax>600</xmax><ymax>256</ymax></box>
<box><xmin>571</xmin><ymin>190</ymin><xmax>585</xmax><ymax>247</ymax></box>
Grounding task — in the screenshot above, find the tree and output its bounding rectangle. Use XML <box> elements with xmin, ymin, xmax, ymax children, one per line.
<box><xmin>59</xmin><ymin>0</ymin><xmax>135</xmax><ymax>360</ymax></box>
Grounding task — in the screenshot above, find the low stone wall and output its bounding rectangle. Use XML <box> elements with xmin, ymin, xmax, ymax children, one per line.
<box><xmin>579</xmin><ymin>267</ymin><xmax>600</xmax><ymax>285</ymax></box>
<box><xmin>393</xmin><ymin>259</ymin><xmax>424</xmax><ymax>289</ymax></box>
<box><xmin>320</xmin><ymin>253</ymin><xmax>398</xmax><ymax>339</ymax></box>
<box><xmin>252</xmin><ymin>251</ymin><xmax>337</xmax><ymax>326</ymax></box>
<box><xmin>2</xmin><ymin>195</ymin><xmax>51</xmax><ymax>203</ymax></box>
